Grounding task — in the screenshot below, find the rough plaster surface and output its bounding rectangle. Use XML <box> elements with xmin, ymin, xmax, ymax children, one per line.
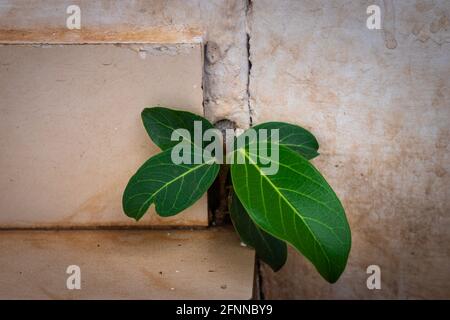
<box><xmin>250</xmin><ymin>0</ymin><xmax>450</xmax><ymax>299</ymax></box>
<box><xmin>0</xmin><ymin>227</ymin><xmax>255</xmax><ymax>299</ymax></box>
<box><xmin>0</xmin><ymin>0</ymin><xmax>251</xmax><ymax>128</ymax></box>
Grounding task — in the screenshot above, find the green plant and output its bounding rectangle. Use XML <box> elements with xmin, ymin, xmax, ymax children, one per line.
<box><xmin>122</xmin><ymin>107</ymin><xmax>351</xmax><ymax>283</ymax></box>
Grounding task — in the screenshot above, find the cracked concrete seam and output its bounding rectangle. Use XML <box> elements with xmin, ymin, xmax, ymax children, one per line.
<box><xmin>245</xmin><ymin>0</ymin><xmax>254</xmax><ymax>127</ymax></box>
<box><xmin>202</xmin><ymin>1</ymin><xmax>253</xmax><ymax>131</ymax></box>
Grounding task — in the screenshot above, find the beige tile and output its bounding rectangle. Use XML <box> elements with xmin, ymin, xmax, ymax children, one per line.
<box><xmin>0</xmin><ymin>227</ymin><xmax>255</xmax><ymax>299</ymax></box>
<box><xmin>0</xmin><ymin>43</ymin><xmax>207</xmax><ymax>227</ymax></box>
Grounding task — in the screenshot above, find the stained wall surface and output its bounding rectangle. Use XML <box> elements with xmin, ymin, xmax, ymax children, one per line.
<box><xmin>0</xmin><ymin>0</ymin><xmax>251</xmax><ymax>127</ymax></box>
<box><xmin>1</xmin><ymin>0</ymin><xmax>450</xmax><ymax>298</ymax></box>
<box><xmin>250</xmin><ymin>0</ymin><xmax>450</xmax><ymax>299</ymax></box>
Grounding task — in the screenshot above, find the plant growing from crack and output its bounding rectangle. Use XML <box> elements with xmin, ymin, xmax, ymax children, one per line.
<box><xmin>122</xmin><ymin>107</ymin><xmax>351</xmax><ymax>283</ymax></box>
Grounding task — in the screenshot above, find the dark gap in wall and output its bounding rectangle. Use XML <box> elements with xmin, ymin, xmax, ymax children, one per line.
<box><xmin>208</xmin><ymin>119</ymin><xmax>236</xmax><ymax>226</ymax></box>
<box><xmin>246</xmin><ymin>32</ymin><xmax>253</xmax><ymax>127</ymax></box>
<box><xmin>246</xmin><ymin>0</ymin><xmax>253</xmax><ymax>127</ymax></box>
<box><xmin>201</xmin><ymin>43</ymin><xmax>207</xmax><ymax>118</ymax></box>
<box><xmin>253</xmin><ymin>256</ymin><xmax>265</xmax><ymax>300</ymax></box>
<box><xmin>208</xmin><ymin>164</ymin><xmax>232</xmax><ymax>226</ymax></box>
<box><xmin>246</xmin><ymin>0</ymin><xmax>264</xmax><ymax>301</ymax></box>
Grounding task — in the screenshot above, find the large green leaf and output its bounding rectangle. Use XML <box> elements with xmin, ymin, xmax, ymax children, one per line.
<box><xmin>253</xmin><ymin>122</ymin><xmax>319</xmax><ymax>160</ymax></box>
<box><xmin>230</xmin><ymin>143</ymin><xmax>351</xmax><ymax>283</ymax></box>
<box><xmin>123</xmin><ymin>107</ymin><xmax>220</xmax><ymax>220</ymax></box>
<box><xmin>141</xmin><ymin>107</ymin><xmax>213</xmax><ymax>150</ymax></box>
<box><xmin>230</xmin><ymin>191</ymin><xmax>287</xmax><ymax>271</ymax></box>
<box><xmin>123</xmin><ymin>148</ymin><xmax>219</xmax><ymax>220</ymax></box>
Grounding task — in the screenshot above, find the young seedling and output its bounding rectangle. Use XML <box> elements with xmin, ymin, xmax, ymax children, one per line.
<box><xmin>122</xmin><ymin>107</ymin><xmax>351</xmax><ymax>283</ymax></box>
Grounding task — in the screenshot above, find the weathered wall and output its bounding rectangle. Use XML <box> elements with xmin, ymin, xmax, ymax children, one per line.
<box><xmin>1</xmin><ymin>0</ymin><xmax>450</xmax><ymax>298</ymax></box>
<box><xmin>250</xmin><ymin>0</ymin><xmax>450</xmax><ymax>299</ymax></box>
<box><xmin>0</xmin><ymin>0</ymin><xmax>251</xmax><ymax>128</ymax></box>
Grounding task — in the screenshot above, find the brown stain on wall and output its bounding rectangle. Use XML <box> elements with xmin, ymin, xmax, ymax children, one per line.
<box><xmin>432</xmin><ymin>79</ymin><xmax>446</xmax><ymax>107</ymax></box>
<box><xmin>76</xmin><ymin>191</ymin><xmax>109</xmax><ymax>216</ymax></box>
<box><xmin>430</xmin><ymin>15</ymin><xmax>449</xmax><ymax>33</ymax></box>
<box><xmin>383</xmin><ymin>0</ymin><xmax>398</xmax><ymax>49</ymax></box>
<box><xmin>38</xmin><ymin>285</ymin><xmax>61</xmax><ymax>300</ymax></box>
<box><xmin>60</xmin><ymin>181</ymin><xmax>120</xmax><ymax>225</ymax></box>
<box><xmin>0</xmin><ymin>27</ymin><xmax>203</xmax><ymax>44</ymax></box>
<box><xmin>141</xmin><ymin>267</ymin><xmax>172</xmax><ymax>290</ymax></box>
<box><xmin>416</xmin><ymin>0</ymin><xmax>435</xmax><ymax>13</ymax></box>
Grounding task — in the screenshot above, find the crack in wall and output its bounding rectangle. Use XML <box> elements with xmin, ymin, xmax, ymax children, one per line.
<box><xmin>246</xmin><ymin>0</ymin><xmax>254</xmax><ymax>127</ymax></box>
<box><xmin>207</xmin><ymin>0</ymin><xmax>255</xmax><ymax>224</ymax></box>
<box><xmin>246</xmin><ymin>0</ymin><xmax>264</xmax><ymax>301</ymax></box>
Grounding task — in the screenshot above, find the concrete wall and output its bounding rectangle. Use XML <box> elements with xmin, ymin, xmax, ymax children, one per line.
<box><xmin>0</xmin><ymin>0</ymin><xmax>251</xmax><ymax>127</ymax></box>
<box><xmin>1</xmin><ymin>0</ymin><xmax>449</xmax><ymax>298</ymax></box>
<box><xmin>250</xmin><ymin>0</ymin><xmax>450</xmax><ymax>299</ymax></box>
